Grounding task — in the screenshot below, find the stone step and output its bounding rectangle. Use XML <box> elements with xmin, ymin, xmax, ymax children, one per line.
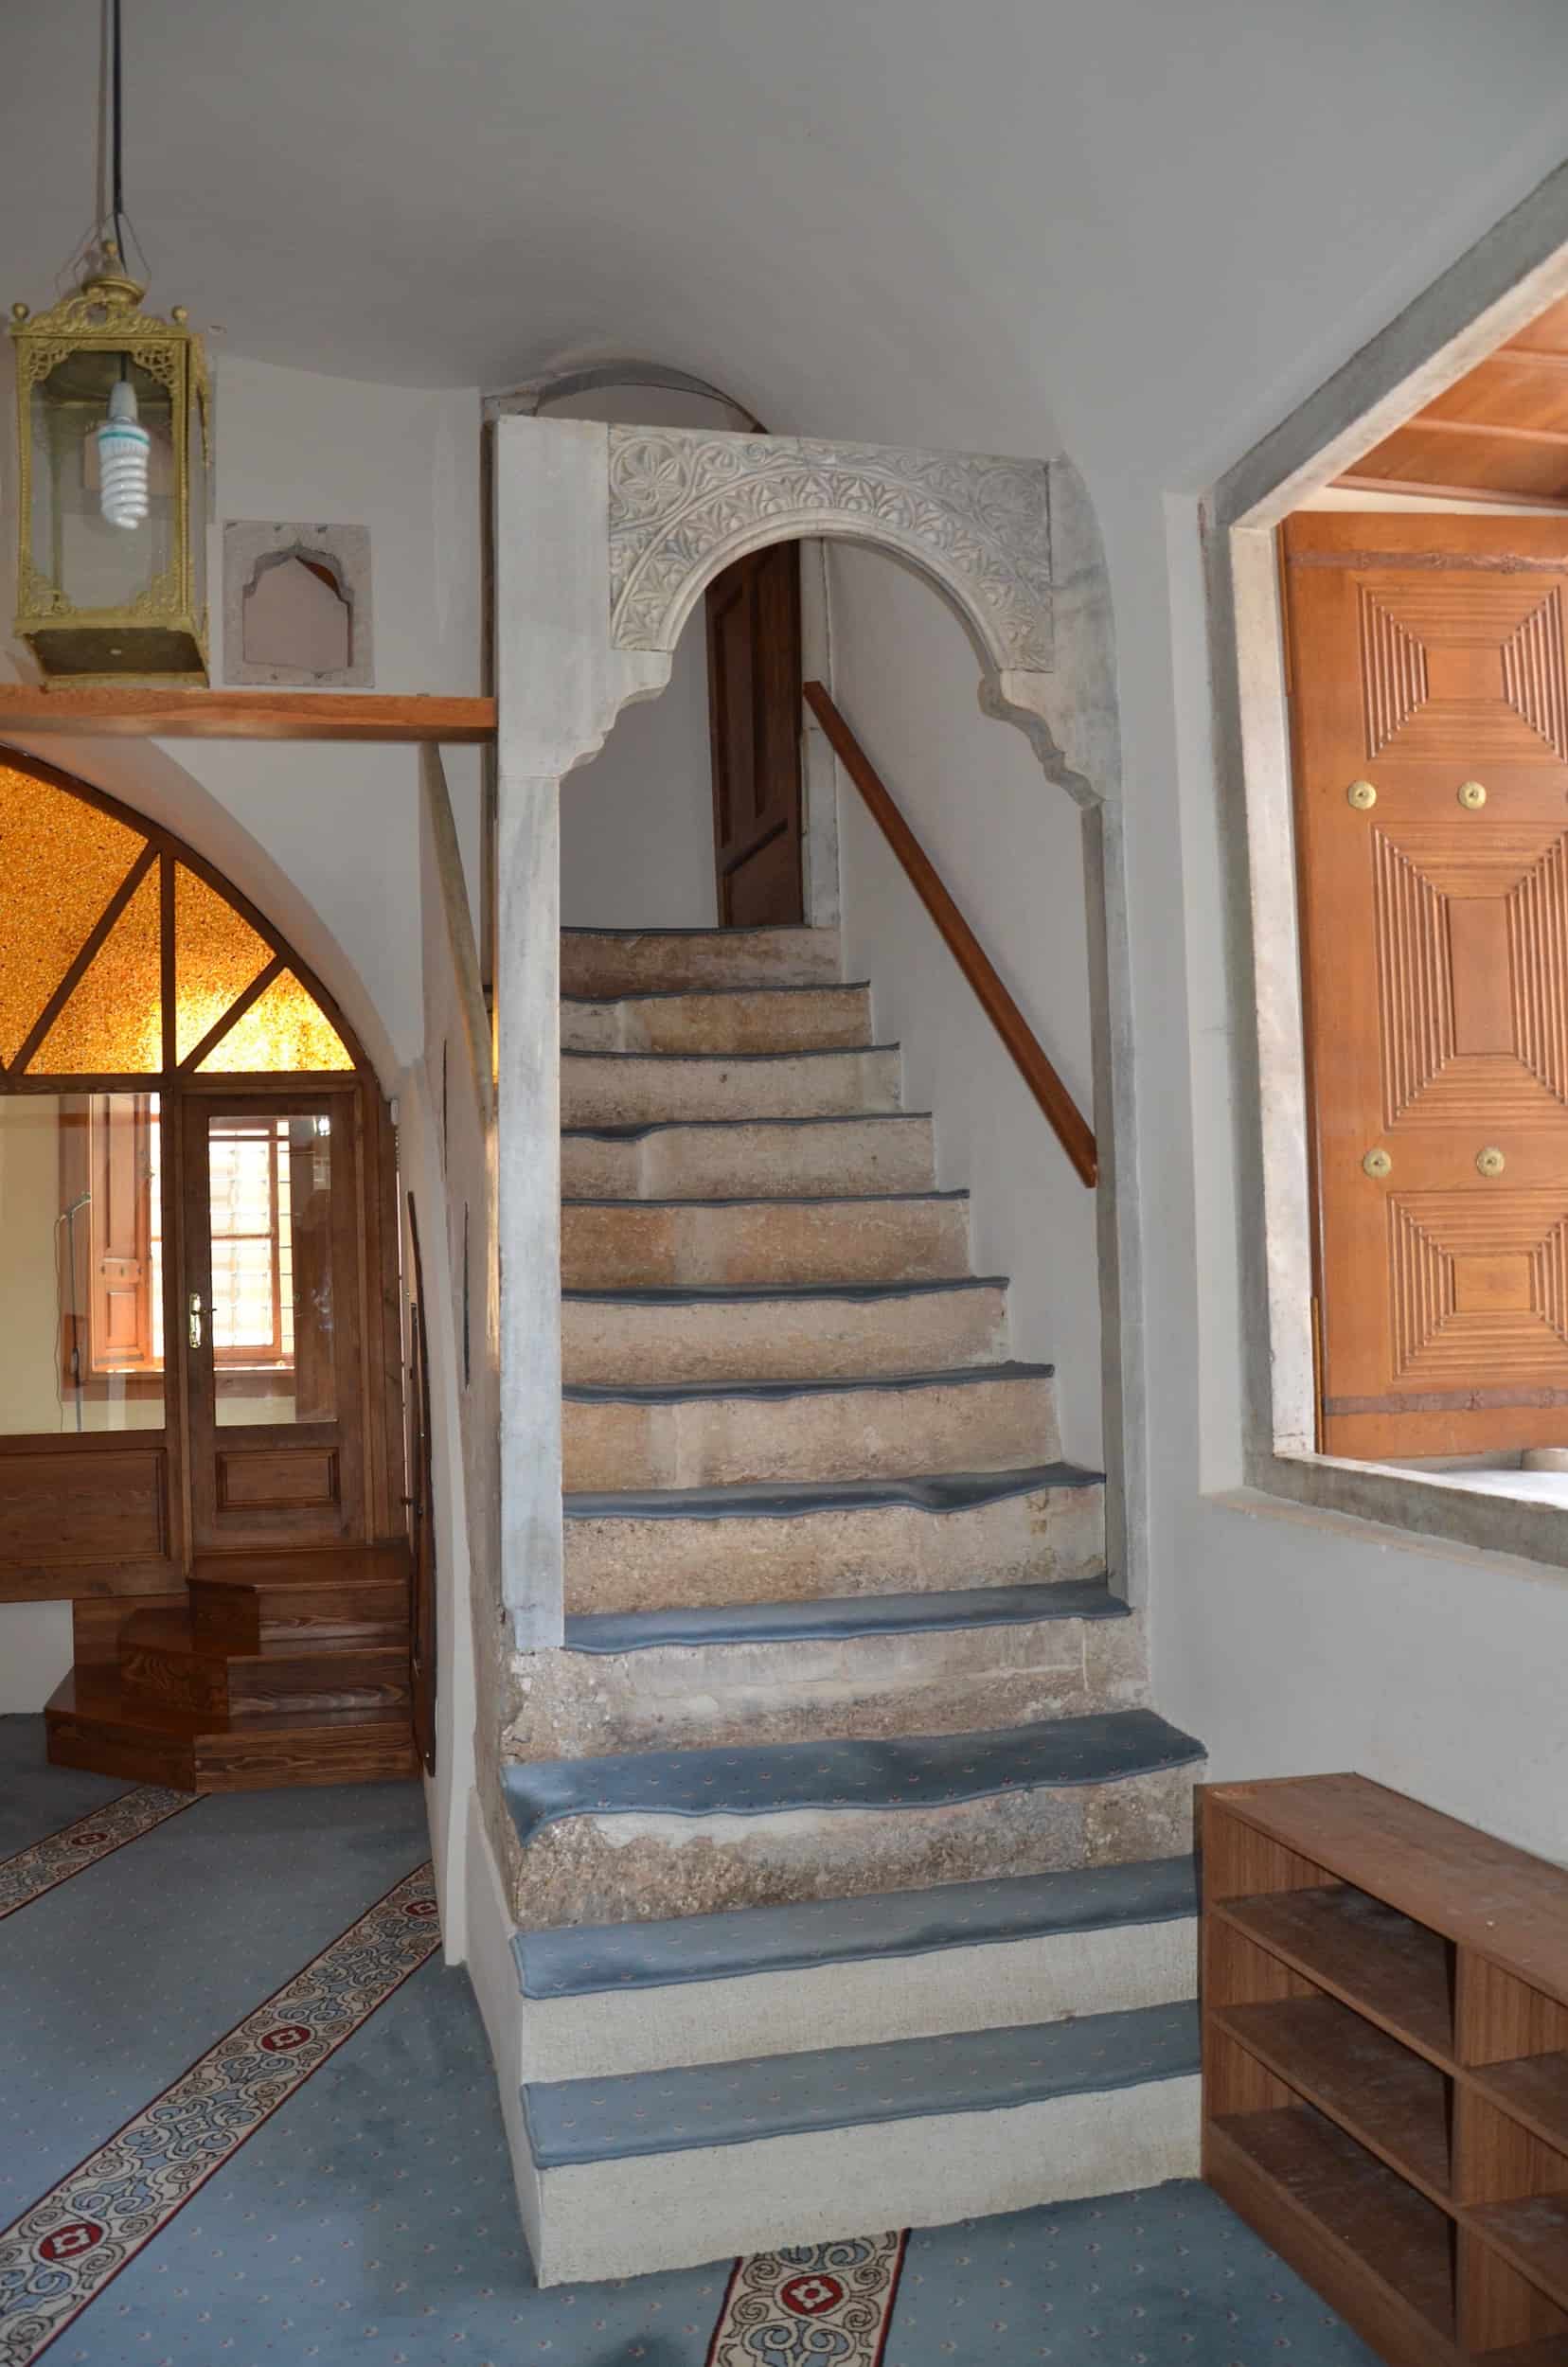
<box><xmin>561</xmin><ymin>983</ymin><xmax>872</xmax><ymax>1055</ymax></box>
<box><xmin>562</xmin><ymin>1361</ymin><xmax>1060</xmax><ymax>1489</ymax></box>
<box><xmin>560</xmin><ymin>1191</ymin><xmax>970</xmax><ymax>1291</ymax></box>
<box><xmin>563</xmin><ymin>1462</ymin><xmax>1106</xmax><ymax>1614</ymax></box>
<box><xmin>562</xmin><ymin>1274</ymin><xmax>1009</xmax><ymax>1386</ymax></box>
<box><xmin>561</xmin><ymin>924</ymin><xmax>841</xmax><ymax>997</ymax></box>
<box><xmin>500</xmin><ymin>1707</ymin><xmax>1203</xmax><ymax>1931</ymax></box>
<box><xmin>561</xmin><ymin>1045</ymin><xmax>901</xmax><ymax>1127</ymax></box>
<box><xmin>508</xmin><ymin>1581</ymin><xmax>1142</xmax><ymax>1757</ymax></box>
<box><xmin>513</xmin><ymin>1852</ymin><xmax>1198</xmax><ymax>2080</ymax></box>
<box><xmin>518</xmin><ymin>2000</ymin><xmax>1201</xmax><ymax>2284</ymax></box>
<box><xmin>561</xmin><ymin>1112</ymin><xmax>936</xmax><ymax>1201</ymax></box>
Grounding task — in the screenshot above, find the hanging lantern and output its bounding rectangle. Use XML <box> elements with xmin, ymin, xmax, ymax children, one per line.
<box><xmin>9</xmin><ymin>245</ymin><xmax>210</xmax><ymax>683</ymax></box>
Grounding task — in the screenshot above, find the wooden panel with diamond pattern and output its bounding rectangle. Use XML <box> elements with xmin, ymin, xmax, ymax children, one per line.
<box><xmin>1285</xmin><ymin>511</ymin><xmax>1568</xmax><ymax>1458</ymax></box>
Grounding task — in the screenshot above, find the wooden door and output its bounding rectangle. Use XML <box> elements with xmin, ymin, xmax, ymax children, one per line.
<box><xmin>705</xmin><ymin>543</ymin><xmax>805</xmax><ymax>925</ymax></box>
<box><xmin>182</xmin><ymin>1091</ymin><xmax>368</xmax><ymax>1550</ymax></box>
<box><xmin>404</xmin><ymin>1193</ymin><xmax>437</xmax><ymax>1774</ymax></box>
<box><xmin>1286</xmin><ymin>510</ymin><xmax>1568</xmax><ymax>1459</ymax></box>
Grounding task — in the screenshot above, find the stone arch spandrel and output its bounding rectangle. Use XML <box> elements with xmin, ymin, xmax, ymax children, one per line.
<box><xmin>606</xmin><ymin>427</ymin><xmax>1056</xmax><ymax>682</ymax></box>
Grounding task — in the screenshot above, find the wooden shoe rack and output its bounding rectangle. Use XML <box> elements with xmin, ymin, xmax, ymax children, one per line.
<box><xmin>1203</xmin><ymin>1773</ymin><xmax>1568</xmax><ymax>2366</ymax></box>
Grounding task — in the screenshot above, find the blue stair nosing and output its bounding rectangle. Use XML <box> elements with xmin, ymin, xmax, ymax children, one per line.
<box><xmin>522</xmin><ymin>1999</ymin><xmax>1201</xmax><ymax>2166</ymax></box>
<box><xmin>562</xmin><ymin>1579</ymin><xmax>1126</xmax><ymax>1656</ymax></box>
<box><xmin>562</xmin><ymin>980</ymin><xmax>871</xmax><ymax>1004</ymax></box>
<box><xmin>561</xmin><ymin>1188</ymin><xmax>970</xmax><ymax>1208</ymax></box>
<box><xmin>562</xmin><ymin>1275</ymin><xmax>1007</xmax><ymax>1306</ymax></box>
<box><xmin>563</xmin><ymin>1360</ymin><xmax>1056</xmax><ymax>1405</ymax></box>
<box><xmin>561</xmin><ymin>1043</ymin><xmax>900</xmax><ymax>1064</ymax></box>
<box><xmin>515</xmin><ymin>1853</ymin><xmax>1195</xmax><ymax>2001</ymax></box>
<box><xmin>563</xmin><ymin>923</ymin><xmax>830</xmax><ymax>937</ymax></box>
<box><xmin>500</xmin><ymin>1709</ymin><xmax>1204</xmax><ymax>1850</ymax></box>
<box><xmin>563</xmin><ymin>1462</ymin><xmax>1103</xmax><ymax>1522</ymax></box>
<box><xmin>562</xmin><ymin>1112</ymin><xmax>933</xmax><ymax>1140</ymax></box>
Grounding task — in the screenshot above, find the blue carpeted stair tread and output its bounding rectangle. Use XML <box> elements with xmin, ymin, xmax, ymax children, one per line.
<box><xmin>564</xmin><ymin>1462</ymin><xmax>1101</xmax><ymax>1522</ymax></box>
<box><xmin>515</xmin><ymin>1851</ymin><xmax>1195</xmax><ymax>1998</ymax></box>
<box><xmin>561</xmin><ymin>1188</ymin><xmax>970</xmax><ymax>1208</ymax></box>
<box><xmin>523</xmin><ymin>1999</ymin><xmax>1201</xmax><ymax>2164</ymax></box>
<box><xmin>501</xmin><ymin>1708</ymin><xmax>1203</xmax><ymax>1848</ymax></box>
<box><xmin>562</xmin><ymin>979</ymin><xmax>871</xmax><ymax>1003</ymax></box>
<box><xmin>562</xmin><ymin>1361</ymin><xmax>1052</xmax><ymax>1404</ymax></box>
<box><xmin>563</xmin><ymin>1274</ymin><xmax>1005</xmax><ymax>1305</ymax></box>
<box><xmin>562</xmin><ymin>1579</ymin><xmax>1125</xmax><ymax>1655</ymax></box>
<box><xmin>561</xmin><ymin>1043</ymin><xmax>900</xmax><ymax>1064</ymax></box>
<box><xmin>561</xmin><ymin>1112</ymin><xmax>933</xmax><ymax>1141</ymax></box>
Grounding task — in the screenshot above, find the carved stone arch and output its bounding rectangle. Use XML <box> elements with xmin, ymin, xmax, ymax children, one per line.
<box><xmin>606</xmin><ymin>427</ymin><xmax>1057</xmax><ymax>684</ymax></box>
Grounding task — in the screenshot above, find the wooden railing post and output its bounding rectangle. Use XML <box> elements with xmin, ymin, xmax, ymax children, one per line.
<box><xmin>805</xmin><ymin>680</ymin><xmax>1097</xmax><ymax>1188</ymax></box>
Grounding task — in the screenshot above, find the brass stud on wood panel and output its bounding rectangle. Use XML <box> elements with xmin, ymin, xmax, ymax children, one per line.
<box><xmin>1477</xmin><ymin>1145</ymin><xmax>1506</xmax><ymax>1177</ymax></box>
<box><xmin>1458</xmin><ymin>780</ymin><xmax>1488</xmax><ymax>810</ymax></box>
<box><xmin>1346</xmin><ymin>780</ymin><xmax>1377</xmax><ymax>810</ymax></box>
<box><xmin>1363</xmin><ymin>1148</ymin><xmax>1392</xmax><ymax>1178</ymax></box>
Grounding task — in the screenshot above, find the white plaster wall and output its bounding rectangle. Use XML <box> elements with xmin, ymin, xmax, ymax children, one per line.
<box><xmin>0</xmin><ymin>1601</ymin><xmax>73</xmax><ymax>1714</ymax></box>
<box><xmin>829</xmin><ymin>545</ymin><xmax>1101</xmax><ymax>1468</ymax></box>
<box><xmin>546</xmin><ymin>389</ymin><xmax>734</xmax><ymax>929</ymax></box>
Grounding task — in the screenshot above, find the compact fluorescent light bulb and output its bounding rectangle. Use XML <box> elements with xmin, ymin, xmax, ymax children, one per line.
<box><xmin>95</xmin><ymin>376</ymin><xmax>151</xmax><ymax>528</ymax></box>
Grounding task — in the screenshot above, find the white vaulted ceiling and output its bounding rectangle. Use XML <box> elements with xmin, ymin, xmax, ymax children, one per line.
<box><xmin>2</xmin><ymin>0</ymin><xmax>1567</xmax><ymax>489</ymax></box>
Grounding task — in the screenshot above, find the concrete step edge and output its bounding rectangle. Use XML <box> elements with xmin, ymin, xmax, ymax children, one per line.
<box><xmin>564</xmin><ymin>1462</ymin><xmax>1102</xmax><ymax>1523</ymax></box>
<box><xmin>563</xmin><ymin>1275</ymin><xmax>1007</xmax><ymax>1306</ymax></box>
<box><xmin>561</xmin><ymin>1044</ymin><xmax>900</xmax><ymax>1065</ymax></box>
<box><xmin>561</xmin><ymin>981</ymin><xmax>871</xmax><ymax>1005</ymax></box>
<box><xmin>563</xmin><ymin>1113</ymin><xmax>933</xmax><ymax>1140</ymax></box>
<box><xmin>563</xmin><ymin>1359</ymin><xmax>1054</xmax><ymax>1404</ymax></box>
<box><xmin>561</xmin><ymin>1578</ymin><xmax>1125</xmax><ymax>1656</ymax></box>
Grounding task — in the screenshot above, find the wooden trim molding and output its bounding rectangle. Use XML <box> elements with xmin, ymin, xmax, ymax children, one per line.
<box><xmin>804</xmin><ymin>680</ymin><xmax>1098</xmax><ymax>1188</ymax></box>
<box><xmin>0</xmin><ymin>687</ymin><xmax>495</xmax><ymax>742</ymax></box>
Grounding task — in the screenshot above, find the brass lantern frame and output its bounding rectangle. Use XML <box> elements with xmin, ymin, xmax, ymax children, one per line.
<box><xmin>9</xmin><ymin>254</ymin><xmax>211</xmax><ymax>685</ymax></box>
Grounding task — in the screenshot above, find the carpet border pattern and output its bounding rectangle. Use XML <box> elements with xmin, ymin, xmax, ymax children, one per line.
<box><xmin>705</xmin><ymin>2230</ymin><xmax>906</xmax><ymax>2365</ymax></box>
<box><xmin>0</xmin><ymin>1787</ymin><xmax>197</xmax><ymax>1924</ymax></box>
<box><xmin>0</xmin><ymin>1861</ymin><xmax>439</xmax><ymax>2366</ymax></box>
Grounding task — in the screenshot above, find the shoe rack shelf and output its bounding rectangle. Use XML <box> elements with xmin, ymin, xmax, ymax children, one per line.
<box><xmin>1202</xmin><ymin>1773</ymin><xmax>1568</xmax><ymax>2367</ymax></box>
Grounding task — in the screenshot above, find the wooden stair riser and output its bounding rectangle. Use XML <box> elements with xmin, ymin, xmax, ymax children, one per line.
<box><xmin>510</xmin><ymin>1611</ymin><xmax>1145</xmax><ymax>1757</ymax></box>
<box><xmin>564</xmin><ymin>1480</ymin><xmax>1106</xmax><ymax>1615</ymax></box>
<box><xmin>563</xmin><ymin>1285</ymin><xmax>1008</xmax><ymax>1387</ymax></box>
<box><xmin>119</xmin><ymin>1637</ymin><xmax>410</xmax><ymax>1720</ymax></box>
<box><xmin>563</xmin><ymin>1372</ymin><xmax>1061</xmax><ymax>1491</ymax></box>
<box><xmin>189</xmin><ymin>1578</ymin><xmax>408</xmax><ymax>1654</ymax></box>
<box><xmin>561</xmin><ymin>1115</ymin><xmax>936</xmax><ymax>1201</ymax></box>
<box><xmin>561</xmin><ymin>987</ymin><xmax>871</xmax><ymax>1056</ymax></box>
<box><xmin>45</xmin><ymin>1671</ymin><xmax>417</xmax><ymax>1791</ymax></box>
<box><xmin>510</xmin><ymin>1761</ymin><xmax>1199</xmax><ymax>1929</ymax></box>
<box><xmin>561</xmin><ymin>1197</ymin><xmax>970</xmax><ymax>1290</ymax></box>
<box><xmin>561</xmin><ymin>1047</ymin><xmax>900</xmax><ymax>1128</ymax></box>
<box><xmin>561</xmin><ymin>927</ymin><xmax>841</xmax><ymax>997</ymax></box>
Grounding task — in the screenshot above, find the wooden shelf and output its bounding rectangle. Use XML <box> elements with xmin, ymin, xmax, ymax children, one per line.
<box><xmin>1475</xmin><ymin>2057</ymin><xmax>1568</xmax><ymax>2161</ymax></box>
<box><xmin>1468</xmin><ymin>2202</ymin><xmax>1568</xmax><ymax>2321</ymax></box>
<box><xmin>1220</xmin><ymin>1885</ymin><xmax>1455</xmax><ymax>2065</ymax></box>
<box><xmin>1203</xmin><ymin>1774</ymin><xmax>1568</xmax><ymax>2367</ymax></box>
<box><xmin>1214</xmin><ymin>1995</ymin><xmax>1452</xmax><ymax>2200</ymax></box>
<box><xmin>0</xmin><ymin>686</ymin><xmax>496</xmax><ymax>743</ymax></box>
<box><xmin>1207</xmin><ymin>2107</ymin><xmax>1456</xmax><ymax>2346</ymax></box>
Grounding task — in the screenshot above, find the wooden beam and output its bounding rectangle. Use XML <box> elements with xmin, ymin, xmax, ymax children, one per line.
<box><xmin>0</xmin><ymin>686</ymin><xmax>496</xmax><ymax>742</ymax></box>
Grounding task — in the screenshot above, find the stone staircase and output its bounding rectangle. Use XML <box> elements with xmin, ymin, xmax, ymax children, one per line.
<box><xmin>500</xmin><ymin>923</ymin><xmax>1203</xmax><ymax>2285</ymax></box>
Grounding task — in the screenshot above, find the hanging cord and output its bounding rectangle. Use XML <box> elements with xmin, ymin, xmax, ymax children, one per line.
<box><xmin>110</xmin><ymin>0</ymin><xmax>128</xmax><ymax>264</ymax></box>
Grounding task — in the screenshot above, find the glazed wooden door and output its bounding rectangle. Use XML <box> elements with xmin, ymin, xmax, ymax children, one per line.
<box><xmin>1286</xmin><ymin>510</ymin><xmax>1568</xmax><ymax>1459</ymax></box>
<box><xmin>705</xmin><ymin>543</ymin><xmax>805</xmax><ymax>925</ymax></box>
<box><xmin>182</xmin><ymin>1092</ymin><xmax>368</xmax><ymax>1550</ymax></box>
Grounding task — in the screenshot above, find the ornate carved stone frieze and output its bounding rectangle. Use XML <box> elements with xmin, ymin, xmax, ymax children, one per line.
<box><xmin>607</xmin><ymin>429</ymin><xmax>1053</xmax><ymax>672</ymax></box>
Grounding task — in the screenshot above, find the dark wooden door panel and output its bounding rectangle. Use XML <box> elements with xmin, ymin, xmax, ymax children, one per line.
<box><xmin>1286</xmin><ymin>511</ymin><xmax>1568</xmax><ymax>1459</ymax></box>
<box><xmin>706</xmin><ymin>543</ymin><xmax>805</xmax><ymax>926</ymax></box>
<box><xmin>405</xmin><ymin>1193</ymin><xmax>437</xmax><ymax>1776</ymax></box>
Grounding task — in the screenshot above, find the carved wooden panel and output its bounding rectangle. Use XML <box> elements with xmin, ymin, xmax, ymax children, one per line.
<box><xmin>216</xmin><ymin>1445</ymin><xmax>340</xmax><ymax>1511</ymax></box>
<box><xmin>0</xmin><ymin>1443</ymin><xmax>167</xmax><ymax>1565</ymax></box>
<box><xmin>1286</xmin><ymin>513</ymin><xmax>1568</xmax><ymax>1459</ymax></box>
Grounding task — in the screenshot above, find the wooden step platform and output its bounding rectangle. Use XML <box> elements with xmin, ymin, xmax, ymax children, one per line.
<box><xmin>45</xmin><ymin>1542</ymin><xmax>418</xmax><ymax>1792</ymax></box>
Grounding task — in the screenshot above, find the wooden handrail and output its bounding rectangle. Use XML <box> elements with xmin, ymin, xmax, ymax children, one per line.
<box><xmin>805</xmin><ymin>680</ymin><xmax>1097</xmax><ymax>1188</ymax></box>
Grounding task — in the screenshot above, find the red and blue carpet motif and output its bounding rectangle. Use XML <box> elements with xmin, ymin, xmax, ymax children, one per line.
<box><xmin>0</xmin><ymin>1789</ymin><xmax>196</xmax><ymax>1924</ymax></box>
<box><xmin>0</xmin><ymin>1861</ymin><xmax>440</xmax><ymax>2365</ymax></box>
<box><xmin>706</xmin><ymin>2232</ymin><xmax>907</xmax><ymax>2363</ymax></box>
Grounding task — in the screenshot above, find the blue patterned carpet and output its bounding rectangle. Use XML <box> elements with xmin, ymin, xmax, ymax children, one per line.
<box><xmin>0</xmin><ymin>1715</ymin><xmax>1380</xmax><ymax>2366</ymax></box>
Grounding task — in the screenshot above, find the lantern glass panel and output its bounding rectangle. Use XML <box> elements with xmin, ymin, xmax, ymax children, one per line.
<box><xmin>31</xmin><ymin>351</ymin><xmax>174</xmax><ymax>617</ymax></box>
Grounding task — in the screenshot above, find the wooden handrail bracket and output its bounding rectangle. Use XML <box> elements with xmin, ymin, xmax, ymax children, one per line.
<box><xmin>805</xmin><ymin>680</ymin><xmax>1097</xmax><ymax>1187</ymax></box>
